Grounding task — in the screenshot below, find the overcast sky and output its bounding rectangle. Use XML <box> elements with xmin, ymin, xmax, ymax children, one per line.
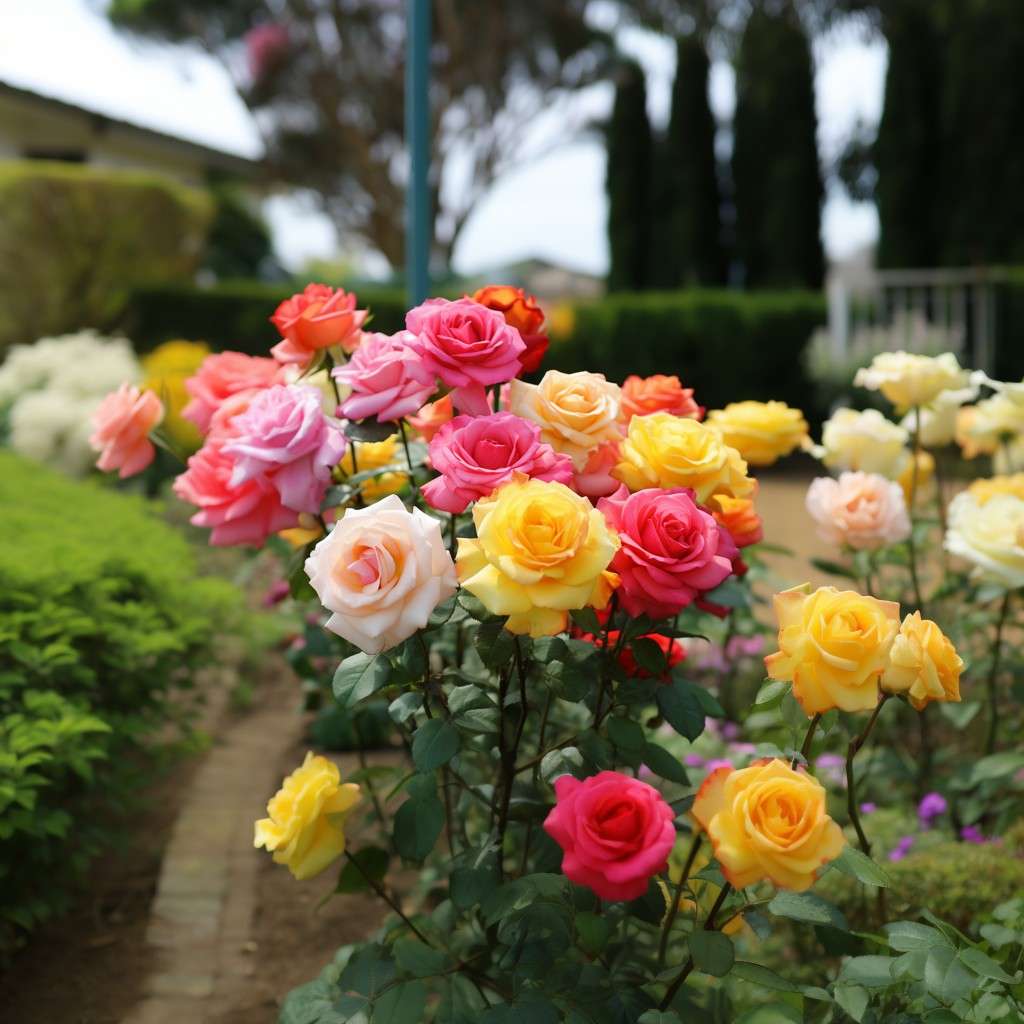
<box><xmin>1</xmin><ymin>0</ymin><xmax>886</xmax><ymax>277</ymax></box>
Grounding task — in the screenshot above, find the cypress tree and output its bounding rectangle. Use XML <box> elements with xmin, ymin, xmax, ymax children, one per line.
<box><xmin>874</xmin><ymin>1</ymin><xmax>946</xmax><ymax>268</ymax></box>
<box><xmin>651</xmin><ymin>34</ymin><xmax>725</xmax><ymax>287</ymax></box>
<box><xmin>606</xmin><ymin>60</ymin><xmax>653</xmax><ymax>292</ymax></box>
<box><xmin>732</xmin><ymin>1</ymin><xmax>824</xmax><ymax>288</ymax></box>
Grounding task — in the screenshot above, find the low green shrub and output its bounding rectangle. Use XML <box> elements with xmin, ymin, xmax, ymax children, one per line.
<box><xmin>546</xmin><ymin>288</ymin><xmax>828</xmax><ymax>421</ymax></box>
<box><xmin>123</xmin><ymin>280</ymin><xmax>409</xmax><ymax>354</ymax></box>
<box><xmin>0</xmin><ymin>160</ymin><xmax>213</xmax><ymax>352</ymax></box>
<box><xmin>0</xmin><ymin>451</ymin><xmax>243</xmax><ymax>954</ymax></box>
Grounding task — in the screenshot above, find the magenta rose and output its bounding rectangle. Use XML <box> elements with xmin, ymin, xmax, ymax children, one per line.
<box><xmin>407</xmin><ymin>297</ymin><xmax>525</xmax><ymax>416</ymax></box>
<box><xmin>598</xmin><ymin>485</ymin><xmax>738</xmax><ymax>620</ymax></box>
<box><xmin>173</xmin><ymin>441</ymin><xmax>298</xmax><ymax>546</ymax></box>
<box><xmin>332</xmin><ymin>330</ymin><xmax>436</xmax><ymax>423</ymax></box>
<box><xmin>421</xmin><ymin>412</ymin><xmax>574</xmax><ymax>514</ymax></box>
<box><xmin>222</xmin><ymin>384</ymin><xmax>346</xmax><ymax>513</ymax></box>
<box><xmin>543</xmin><ymin>771</ymin><xmax>676</xmax><ymax>901</ymax></box>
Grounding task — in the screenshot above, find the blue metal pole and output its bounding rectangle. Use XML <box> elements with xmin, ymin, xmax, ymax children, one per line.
<box><xmin>405</xmin><ymin>0</ymin><xmax>431</xmax><ymax>306</ymax></box>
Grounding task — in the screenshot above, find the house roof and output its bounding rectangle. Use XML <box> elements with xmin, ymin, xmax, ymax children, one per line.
<box><xmin>0</xmin><ymin>79</ymin><xmax>264</xmax><ymax>178</ymax></box>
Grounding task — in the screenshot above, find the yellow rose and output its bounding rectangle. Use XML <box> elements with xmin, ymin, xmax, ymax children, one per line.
<box><xmin>968</xmin><ymin>474</ymin><xmax>1024</xmax><ymax>505</ymax></box>
<box><xmin>764</xmin><ymin>584</ymin><xmax>900</xmax><ymax>714</ymax></box>
<box><xmin>340</xmin><ymin>435</ymin><xmax>408</xmax><ymax>501</ymax></box>
<box><xmin>509</xmin><ymin>370</ymin><xmax>622</xmax><ymax>470</ymax></box>
<box><xmin>456</xmin><ymin>476</ymin><xmax>619</xmax><ymax>636</ymax></box>
<box><xmin>945</xmin><ymin>492</ymin><xmax>1024</xmax><ymax>588</ymax></box>
<box><xmin>705</xmin><ymin>401</ymin><xmax>809</xmax><ymax>467</ymax></box>
<box><xmin>254</xmin><ymin>752</ymin><xmax>361</xmax><ymax>880</ymax></box>
<box><xmin>692</xmin><ymin>758</ymin><xmax>846</xmax><ymax>892</ymax></box>
<box><xmin>814</xmin><ymin>408</ymin><xmax>910</xmax><ymax>479</ymax></box>
<box><xmin>881</xmin><ymin>612</ymin><xmax>963</xmax><ymax>710</ymax></box>
<box><xmin>612</xmin><ymin>413</ymin><xmax>755</xmax><ymax>503</ymax></box>
<box><xmin>896</xmin><ymin>448</ymin><xmax>934</xmax><ymax>506</ymax></box>
<box><xmin>142</xmin><ymin>339</ymin><xmax>210</xmax><ymax>451</ymax></box>
<box><xmin>853</xmin><ymin>351</ymin><xmax>968</xmax><ymax>411</ymax></box>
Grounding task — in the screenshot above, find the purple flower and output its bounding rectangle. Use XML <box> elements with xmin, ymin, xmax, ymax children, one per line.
<box><xmin>684</xmin><ymin>753</ymin><xmax>706</xmax><ymax>768</ymax></box>
<box><xmin>815</xmin><ymin>753</ymin><xmax>846</xmax><ymax>787</ymax></box>
<box><xmin>859</xmin><ymin>802</ymin><xmax>877</xmax><ymax>814</ymax></box>
<box><xmin>721</xmin><ymin>721</ymin><xmax>741</xmax><ymax>742</ymax></box>
<box><xmin>960</xmin><ymin>826</ymin><xmax>986</xmax><ymax>844</ymax></box>
<box><xmin>705</xmin><ymin>759</ymin><xmax>734</xmax><ymax>773</ymax></box>
<box><xmin>729</xmin><ymin>742</ymin><xmax>757</xmax><ymax>756</ymax></box>
<box><xmin>917</xmin><ymin>792</ymin><xmax>948</xmax><ymax>827</ymax></box>
<box><xmin>888</xmin><ymin>835</ymin><xmax>915</xmax><ymax>862</ymax></box>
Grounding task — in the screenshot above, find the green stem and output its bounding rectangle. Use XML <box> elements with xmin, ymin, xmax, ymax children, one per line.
<box><xmin>985</xmin><ymin>591</ymin><xmax>1012</xmax><ymax>754</ymax></box>
<box><xmin>845</xmin><ymin>694</ymin><xmax>890</xmax><ymax>855</ymax></box>
<box><xmin>342</xmin><ymin>849</ymin><xmax>428</xmax><ymax>944</ymax></box>
<box><xmin>657</xmin><ymin>833</ymin><xmax>703</xmax><ymax>967</ymax></box>
<box><xmin>906</xmin><ymin>406</ymin><xmax>925</xmax><ymax>612</ymax></box>
<box><xmin>658</xmin><ymin>882</ymin><xmax>732</xmax><ymax>1010</ymax></box>
<box><xmin>398</xmin><ymin>421</ymin><xmax>420</xmax><ymax>504</ymax></box>
<box><xmin>795</xmin><ymin>713</ymin><xmax>822</xmax><ymax>767</ymax></box>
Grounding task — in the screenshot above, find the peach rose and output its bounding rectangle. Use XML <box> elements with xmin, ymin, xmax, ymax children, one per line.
<box><xmin>710</xmin><ymin>491</ymin><xmax>764</xmax><ymax>548</ymax></box>
<box><xmin>304</xmin><ymin>494</ymin><xmax>457</xmax><ymax>653</ymax></box>
<box><xmin>692</xmin><ymin>758</ymin><xmax>845</xmax><ymax>891</ymax></box>
<box><xmin>271</xmin><ymin>284</ymin><xmax>368</xmax><ymax>364</ymax></box>
<box><xmin>509</xmin><ymin>370</ymin><xmax>622</xmax><ymax>471</ymax></box>
<box><xmin>805</xmin><ymin>472</ymin><xmax>911</xmax><ymax>550</ymax></box>
<box><xmin>764</xmin><ymin>584</ymin><xmax>900</xmax><ymax>714</ymax></box>
<box><xmin>620</xmin><ymin>374</ymin><xmax>702</xmax><ymax>423</ymax></box>
<box><xmin>89</xmin><ymin>384</ymin><xmax>164</xmax><ymax>478</ymax></box>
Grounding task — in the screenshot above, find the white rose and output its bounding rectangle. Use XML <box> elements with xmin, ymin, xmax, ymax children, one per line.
<box><xmin>814</xmin><ymin>408</ymin><xmax>910</xmax><ymax>479</ymax></box>
<box><xmin>854</xmin><ymin>351</ymin><xmax>968</xmax><ymax>411</ymax></box>
<box><xmin>899</xmin><ymin>385</ymin><xmax>978</xmax><ymax>448</ymax></box>
<box><xmin>305</xmin><ymin>494</ymin><xmax>457</xmax><ymax>654</ymax></box>
<box><xmin>945</xmin><ymin>492</ymin><xmax>1024</xmax><ymax>589</ymax></box>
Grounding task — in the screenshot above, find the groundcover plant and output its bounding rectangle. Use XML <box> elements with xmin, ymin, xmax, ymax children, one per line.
<box><xmin>89</xmin><ymin>285</ymin><xmax>1024</xmax><ymax>1023</ymax></box>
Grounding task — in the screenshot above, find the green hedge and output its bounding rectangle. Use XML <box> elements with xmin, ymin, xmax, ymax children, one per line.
<box><xmin>123</xmin><ymin>280</ymin><xmax>409</xmax><ymax>354</ymax></box>
<box><xmin>546</xmin><ymin>289</ymin><xmax>828</xmax><ymax>417</ymax></box>
<box><xmin>0</xmin><ymin>452</ymin><xmax>243</xmax><ymax>954</ymax></box>
<box><xmin>0</xmin><ymin>160</ymin><xmax>213</xmax><ymax>351</ymax></box>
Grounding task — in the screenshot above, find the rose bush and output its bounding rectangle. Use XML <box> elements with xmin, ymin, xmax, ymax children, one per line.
<box><xmin>82</xmin><ymin>282</ymin><xmax>1024</xmax><ymax>1024</ymax></box>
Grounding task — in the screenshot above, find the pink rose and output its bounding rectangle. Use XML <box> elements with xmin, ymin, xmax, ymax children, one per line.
<box><xmin>598</xmin><ymin>485</ymin><xmax>738</xmax><ymax>620</ymax></box>
<box><xmin>173</xmin><ymin>442</ymin><xmax>297</xmax><ymax>546</ymax></box>
<box><xmin>421</xmin><ymin>412</ymin><xmax>574</xmax><ymax>514</ymax></box>
<box><xmin>806</xmin><ymin>471</ymin><xmax>911</xmax><ymax>550</ymax></box>
<box><xmin>543</xmin><ymin>771</ymin><xmax>676</xmax><ymax>901</ymax></box>
<box><xmin>572</xmin><ymin>439</ymin><xmax>622</xmax><ymax>500</ymax></box>
<box><xmin>89</xmin><ymin>384</ymin><xmax>164</xmax><ymax>478</ymax></box>
<box><xmin>183</xmin><ymin>351</ymin><xmax>282</xmax><ymax>433</ymax></box>
<box><xmin>304</xmin><ymin>494</ymin><xmax>457</xmax><ymax>653</ymax></box>
<box><xmin>406</xmin><ymin>297</ymin><xmax>525</xmax><ymax>416</ymax></box>
<box><xmin>271</xmin><ymin>284</ymin><xmax>368</xmax><ymax>365</ymax></box>
<box><xmin>222</xmin><ymin>385</ymin><xmax>346</xmax><ymax>513</ymax></box>
<box><xmin>332</xmin><ymin>331</ymin><xmax>435</xmax><ymax>423</ymax></box>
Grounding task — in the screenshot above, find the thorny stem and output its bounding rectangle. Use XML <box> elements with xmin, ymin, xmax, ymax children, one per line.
<box><xmin>657</xmin><ymin>833</ymin><xmax>703</xmax><ymax>967</ymax></box>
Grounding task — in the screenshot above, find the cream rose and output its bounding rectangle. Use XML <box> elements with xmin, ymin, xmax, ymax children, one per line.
<box><xmin>813</xmin><ymin>408</ymin><xmax>910</xmax><ymax>479</ymax></box>
<box><xmin>805</xmin><ymin>472</ymin><xmax>911</xmax><ymax>550</ymax></box>
<box><xmin>509</xmin><ymin>370</ymin><xmax>622</xmax><ymax>470</ymax></box>
<box><xmin>899</xmin><ymin>385</ymin><xmax>977</xmax><ymax>447</ymax></box>
<box><xmin>305</xmin><ymin>494</ymin><xmax>457</xmax><ymax>653</ymax></box>
<box><xmin>945</xmin><ymin>492</ymin><xmax>1024</xmax><ymax>589</ymax></box>
<box><xmin>854</xmin><ymin>351</ymin><xmax>969</xmax><ymax>411</ymax></box>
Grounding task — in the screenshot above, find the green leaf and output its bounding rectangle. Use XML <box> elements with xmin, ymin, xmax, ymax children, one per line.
<box><xmin>810</xmin><ymin>557</ymin><xmax>857</xmax><ymax>580</ymax></box>
<box><xmin>393</xmin><ymin>939</ymin><xmax>447</xmax><ymax>977</ymax></box>
<box><xmin>734</xmin><ymin>1005</ymin><xmax>801</xmax><ymax>1024</ymax></box>
<box><xmin>539</xmin><ymin>746</ymin><xmax>583</xmax><ymax>784</ymax></box>
<box><xmin>393</xmin><ymin>794</ymin><xmax>444</xmax><ymax>861</ymax></box>
<box><xmin>656</xmin><ymin>679</ymin><xmax>705</xmax><ymax>740</ymax></box>
<box><xmin>959</xmin><ymin>947</ymin><xmax>1017</xmax><ymax>983</ymax></box>
<box><xmin>334</xmin><ymin>653</ymin><xmax>390</xmax><ymax>710</ymax></box>
<box><xmin>832</xmin><ymin>846</ymin><xmax>891</xmax><ymax>888</ymax></box>
<box><xmin>607</xmin><ymin>716</ymin><xmax>646</xmax><ymax>753</ymax></box>
<box><xmin>768</xmin><ymin>891</ymin><xmax>848</xmax><ymax>931</ymax></box>
<box><xmin>346</xmin><ymin>415</ymin><xmax>399</xmax><ymax>443</ymax></box>
<box><xmin>731</xmin><ymin>961</ymin><xmax>799</xmax><ymax>993</ymax></box>
<box><xmin>576</xmin><ymin>911</ymin><xmax>612</xmax><ymax>954</ymax></box>
<box><xmin>961</xmin><ymin>751</ymin><xmax>1024</xmax><ymax>788</ymax></box>
<box><xmin>638</xmin><ymin>1013</ymin><xmax>682</xmax><ymax>1024</ymax></box>
<box><xmin>884</xmin><ymin>920</ymin><xmax>952</xmax><ymax>952</ymax></box>
<box><xmin>335</xmin><ymin>846</ymin><xmax>389</xmax><ymax>894</ymax></box>
<box><xmin>754</xmin><ymin>679</ymin><xmax>790</xmax><ymax>708</ymax></box>
<box><xmin>372</xmin><ymin>978</ymin><xmax>427</xmax><ymax>1023</ymax></box>
<box><xmin>388</xmin><ymin>692</ymin><xmax>422</xmax><ymax>724</ymax></box>
<box><xmin>833</xmin><ymin>984</ymin><xmax>869</xmax><ymax>1022</ymax></box>
<box><xmin>838</xmin><ymin>955</ymin><xmax>897</xmax><ymax>987</ymax></box>
<box><xmin>474</xmin><ymin>619</ymin><xmax>518</xmax><ymax>668</ymax></box>
<box><xmin>451</xmin><ymin>867</ymin><xmax>495</xmax><ymax>911</ymax></box>
<box><xmin>701</xmin><ymin>578</ymin><xmax>750</xmax><ymax>608</ymax></box>
<box><xmin>689</xmin><ymin>930</ymin><xmax>735</xmax><ymax>976</ymax></box>
<box><xmin>569</xmin><ymin>607</ymin><xmax>602</xmax><ymax>634</ymax></box>
<box><xmin>642</xmin><ymin>742</ymin><xmax>689</xmax><ymax>785</ymax></box>
<box><xmin>412</xmin><ymin>719</ymin><xmax>460</xmax><ymax>772</ymax></box>
<box><xmin>631</xmin><ymin>637</ymin><xmax>668</xmax><ymax>676</ymax></box>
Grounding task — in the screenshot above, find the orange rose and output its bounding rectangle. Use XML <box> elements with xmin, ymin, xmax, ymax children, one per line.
<box><xmin>620</xmin><ymin>374</ymin><xmax>703</xmax><ymax>422</ymax></box>
<box><xmin>472</xmin><ymin>284</ymin><xmax>548</xmax><ymax>374</ymax></box>
<box><xmin>710</xmin><ymin>491</ymin><xmax>763</xmax><ymax>548</ymax></box>
<box><xmin>692</xmin><ymin>758</ymin><xmax>845</xmax><ymax>892</ymax></box>
<box><xmin>270</xmin><ymin>284</ymin><xmax>368</xmax><ymax>365</ymax></box>
<box><xmin>408</xmin><ymin>394</ymin><xmax>453</xmax><ymax>441</ymax></box>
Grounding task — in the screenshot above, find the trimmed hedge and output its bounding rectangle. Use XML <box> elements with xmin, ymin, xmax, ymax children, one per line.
<box><xmin>0</xmin><ymin>452</ymin><xmax>243</xmax><ymax>954</ymax></box>
<box><xmin>0</xmin><ymin>160</ymin><xmax>213</xmax><ymax>351</ymax></box>
<box><xmin>546</xmin><ymin>289</ymin><xmax>828</xmax><ymax>417</ymax></box>
<box><xmin>123</xmin><ymin>280</ymin><xmax>409</xmax><ymax>354</ymax></box>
